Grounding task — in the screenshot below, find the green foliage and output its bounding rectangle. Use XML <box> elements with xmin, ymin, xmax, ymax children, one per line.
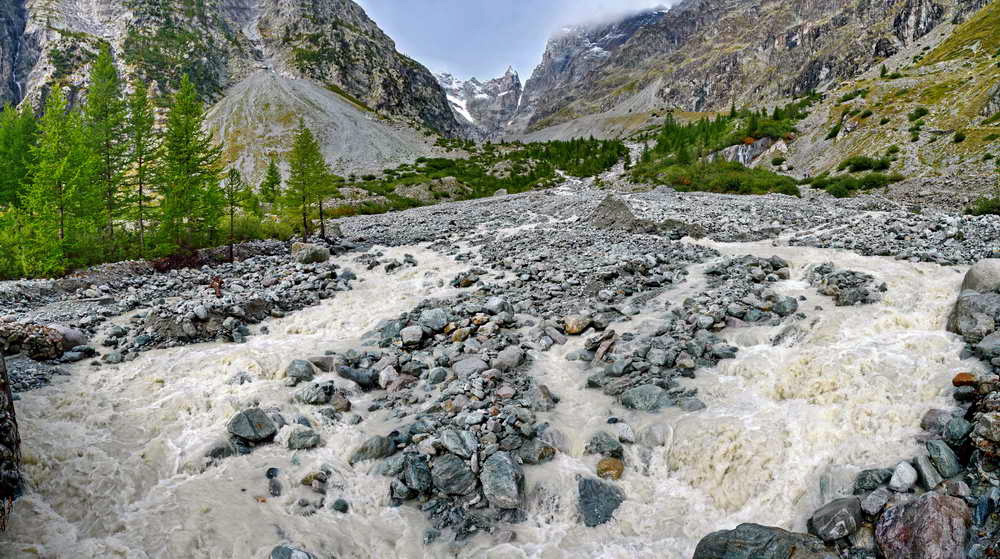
<box><xmin>879</xmin><ymin>117</ymin><xmax>891</xmax><ymax>125</ymax></box>
<box><xmin>156</xmin><ymin>75</ymin><xmax>223</xmax><ymax>251</ymax></box>
<box><xmin>859</xmin><ymin>109</ymin><xmax>873</xmax><ymax>119</ymax></box>
<box><xmin>886</xmin><ymin>145</ymin><xmax>901</xmax><ymax>155</ymax></box>
<box><xmin>953</xmin><ymin>131</ymin><xmax>967</xmax><ymax>143</ymax></box>
<box><xmin>837</xmin><ymin>89</ymin><xmax>869</xmax><ymax>103</ymax></box>
<box><xmin>771</xmin><ymin>156</ymin><xmax>786</xmax><ymax>166</ymax></box>
<box><xmin>632</xmin><ymin>159</ymin><xmax>800</xmax><ymax>196</ymax></box>
<box><xmin>826</xmin><ymin>123</ymin><xmax>842</xmax><ymax>140</ymax></box>
<box><xmin>908</xmin><ymin>107</ymin><xmax>930</xmax><ymax>122</ymax></box>
<box><xmin>259</xmin><ymin>159</ymin><xmax>282</xmax><ymax>204</ymax></box>
<box><xmin>986</xmin><ymin>133</ymin><xmax>1000</xmax><ymax>141</ymax></box>
<box><xmin>126</xmin><ymin>80</ymin><xmax>159</xmax><ymax>258</ymax></box>
<box><xmin>807</xmin><ymin>171</ymin><xmax>904</xmax><ymax>197</ymax></box>
<box><xmin>837</xmin><ymin>156</ymin><xmax>891</xmax><ymax>173</ymax></box>
<box><xmin>281</xmin><ymin>121</ymin><xmax>330</xmax><ymax>239</ymax></box>
<box><xmin>0</xmin><ymin>104</ymin><xmax>38</xmax><ymax>207</ymax></box>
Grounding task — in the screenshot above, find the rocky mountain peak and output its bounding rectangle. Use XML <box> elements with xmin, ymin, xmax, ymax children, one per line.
<box><xmin>436</xmin><ymin>66</ymin><xmax>523</xmax><ymax>140</ymax></box>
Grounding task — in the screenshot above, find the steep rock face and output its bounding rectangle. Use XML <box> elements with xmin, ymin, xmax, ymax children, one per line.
<box><xmin>1</xmin><ymin>0</ymin><xmax>458</xmax><ymax>136</ymax></box>
<box><xmin>437</xmin><ymin>67</ymin><xmax>522</xmax><ymax>139</ymax></box>
<box><xmin>0</xmin><ymin>0</ymin><xmax>26</xmax><ymax>104</ymax></box>
<box><xmin>514</xmin><ymin>0</ymin><xmax>990</xmax><ymax>134</ymax></box>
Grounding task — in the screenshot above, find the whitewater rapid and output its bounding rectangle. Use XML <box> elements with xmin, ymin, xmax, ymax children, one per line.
<box><xmin>0</xmin><ymin>241</ymin><xmax>976</xmax><ymax>558</ymax></box>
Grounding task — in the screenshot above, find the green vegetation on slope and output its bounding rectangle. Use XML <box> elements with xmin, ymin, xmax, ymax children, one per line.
<box><xmin>923</xmin><ymin>1</ymin><xmax>1000</xmax><ymax>65</ymax></box>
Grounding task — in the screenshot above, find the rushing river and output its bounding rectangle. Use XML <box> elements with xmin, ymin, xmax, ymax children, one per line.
<box><xmin>0</xmin><ymin>241</ymin><xmax>977</xmax><ymax>558</ymax></box>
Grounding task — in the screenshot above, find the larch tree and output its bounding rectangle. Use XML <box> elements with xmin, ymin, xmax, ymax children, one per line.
<box><xmin>282</xmin><ymin>121</ymin><xmax>326</xmax><ymax>240</ymax></box>
<box><xmin>259</xmin><ymin>158</ymin><xmax>281</xmax><ymax>205</ymax></box>
<box><xmin>125</xmin><ymin>80</ymin><xmax>158</xmax><ymax>258</ymax></box>
<box><xmin>83</xmin><ymin>45</ymin><xmax>129</xmax><ymax>259</ymax></box>
<box><xmin>222</xmin><ymin>167</ymin><xmax>249</xmax><ymax>262</ymax></box>
<box><xmin>156</xmin><ymin>74</ymin><xmax>221</xmax><ymax>251</ymax></box>
<box><xmin>0</xmin><ymin>104</ymin><xmax>38</xmax><ymax>207</ymax></box>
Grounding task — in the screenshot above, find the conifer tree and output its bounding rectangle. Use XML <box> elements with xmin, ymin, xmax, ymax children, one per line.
<box><xmin>259</xmin><ymin>158</ymin><xmax>281</xmax><ymax>205</ymax></box>
<box><xmin>222</xmin><ymin>168</ymin><xmax>248</xmax><ymax>261</ymax></box>
<box><xmin>282</xmin><ymin>121</ymin><xmax>326</xmax><ymax>240</ymax></box>
<box><xmin>125</xmin><ymin>80</ymin><xmax>158</xmax><ymax>258</ymax></box>
<box><xmin>84</xmin><ymin>45</ymin><xmax>129</xmax><ymax>258</ymax></box>
<box><xmin>0</xmin><ymin>104</ymin><xmax>38</xmax><ymax>207</ymax></box>
<box><xmin>156</xmin><ymin>74</ymin><xmax>221</xmax><ymax>251</ymax></box>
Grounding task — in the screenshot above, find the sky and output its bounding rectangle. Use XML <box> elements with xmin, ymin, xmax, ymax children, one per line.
<box><xmin>357</xmin><ymin>0</ymin><xmax>672</xmax><ymax>80</ymax></box>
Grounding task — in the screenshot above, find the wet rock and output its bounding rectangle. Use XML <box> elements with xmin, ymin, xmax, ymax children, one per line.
<box><xmin>809</xmin><ymin>497</ymin><xmax>862</xmax><ymax>542</ymax></box>
<box><xmin>961</xmin><ymin>259</ymin><xmax>1000</xmax><ymax>292</ymax></box>
<box><xmin>620</xmin><ymin>384</ymin><xmax>667</xmax><ymax>411</ymax></box>
<box><xmin>875</xmin><ymin>493</ymin><xmax>970</xmax><ymax>559</ymax></box>
<box><xmin>480</xmin><ymin>451</ymin><xmax>524</xmax><ymax>509</ymax></box>
<box><xmin>349</xmin><ymin>435</ymin><xmax>396</xmax><ymax>465</ymax></box>
<box><xmin>418</xmin><ymin>308</ymin><xmax>449</xmax><ymax>331</ymax></box>
<box><xmin>439</xmin><ymin>430</ymin><xmax>475</xmax><ymax>458</ymax></box>
<box><xmin>287</xmin><ymin>425</ymin><xmax>320</xmax><ymax>450</ymax></box>
<box><xmin>431</xmin><ymin>454</ymin><xmax>477</xmax><ymax>495</ymax></box>
<box><xmin>292</xmin><ymin>243</ymin><xmax>330</xmax><ymax>264</ymax></box>
<box><xmin>285</xmin><ymin>360</ymin><xmax>315</xmax><ymax>385</ymax></box>
<box><xmin>403</xmin><ymin>454</ymin><xmax>433</xmax><ymax>493</ymax></box>
<box><xmin>888</xmin><ymin>461</ymin><xmax>917</xmax><ymax>492</ymax></box>
<box><xmin>270</xmin><ymin>544</ymin><xmax>316</xmax><ymax>559</ymax></box>
<box><xmin>563</xmin><ymin>315</ymin><xmax>592</xmax><ymax>335</ymax></box>
<box><xmin>295</xmin><ymin>382</ymin><xmax>332</xmax><ymax>405</ymax></box>
<box><xmin>854</xmin><ymin>468</ymin><xmax>893</xmax><ymax>494</ymax></box>
<box><xmin>585</xmin><ymin>431</ymin><xmax>624</xmax><ymax>459</ymax></box>
<box><xmin>913</xmin><ymin>455</ymin><xmax>943</xmax><ymax>490</ymax></box>
<box><xmin>694</xmin><ymin>523</ymin><xmax>836</xmax><ymax>559</ymax></box>
<box><xmin>862</xmin><ymin>487</ymin><xmax>891</xmax><ymax>516</ymax></box>
<box><xmin>577</xmin><ymin>477</ymin><xmax>625</xmax><ymax>527</ymax></box>
<box><xmin>453</xmin><ymin>357</ymin><xmax>489</xmax><ymax>377</ymax></box>
<box><xmin>597</xmin><ymin>457</ymin><xmax>624</xmax><ymax>480</ymax></box>
<box><xmin>943</xmin><ymin>417</ymin><xmax>973</xmax><ymax>446</ymax></box>
<box><xmin>332</xmin><ymin>498</ymin><xmax>349</xmax><ymax>513</ymax></box>
<box><xmin>227</xmin><ymin>408</ymin><xmax>277</xmax><ymax>443</ymax></box>
<box><xmin>493</xmin><ymin>346</ymin><xmax>524</xmax><ymax>371</ymax></box>
<box><xmin>926</xmin><ymin>440</ymin><xmax>962</xmax><ymax>478</ymax></box>
<box><xmin>400</xmin><ymin>325</ymin><xmax>424</xmax><ymax>347</ymax></box>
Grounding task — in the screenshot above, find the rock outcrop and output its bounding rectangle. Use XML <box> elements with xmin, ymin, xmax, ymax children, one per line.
<box><xmin>437</xmin><ymin>67</ymin><xmax>522</xmax><ymax>140</ymax></box>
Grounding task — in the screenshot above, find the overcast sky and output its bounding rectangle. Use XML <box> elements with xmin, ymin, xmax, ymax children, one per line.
<box><xmin>357</xmin><ymin>1</ymin><xmax>673</xmax><ymax>80</ymax></box>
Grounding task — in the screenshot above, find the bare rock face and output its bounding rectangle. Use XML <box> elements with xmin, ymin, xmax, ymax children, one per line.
<box><xmin>875</xmin><ymin>492</ymin><xmax>970</xmax><ymax>559</ymax></box>
<box><xmin>437</xmin><ymin>67</ymin><xmax>522</xmax><ymax>140</ymax></box>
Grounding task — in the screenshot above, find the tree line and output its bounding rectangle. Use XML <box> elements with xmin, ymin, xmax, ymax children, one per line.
<box><xmin>0</xmin><ymin>46</ymin><xmax>339</xmax><ymax>279</ymax></box>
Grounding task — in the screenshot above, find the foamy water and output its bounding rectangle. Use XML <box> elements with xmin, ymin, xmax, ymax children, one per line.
<box><xmin>0</xmin><ymin>241</ymin><xmax>976</xmax><ymax>558</ymax></box>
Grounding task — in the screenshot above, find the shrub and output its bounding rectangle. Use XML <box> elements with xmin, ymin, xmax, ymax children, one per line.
<box><xmin>838</xmin><ymin>88</ymin><xmax>869</xmax><ymax>103</ymax></box>
<box><xmin>880</xmin><ymin>117</ymin><xmax>891</xmax><ymax>125</ymax></box>
<box><xmin>886</xmin><ymin>145</ymin><xmax>901</xmax><ymax>155</ymax></box>
<box><xmin>967</xmin><ymin>197</ymin><xmax>1000</xmax><ymax>216</ymax></box>
<box><xmin>954</xmin><ymin>131</ymin><xmax>967</xmax><ymax>143</ymax></box>
<box><xmin>908</xmin><ymin>107</ymin><xmax>930</xmax><ymax>121</ymax></box>
<box><xmin>837</xmin><ymin>156</ymin><xmax>890</xmax><ymax>172</ymax></box>
<box><xmin>860</xmin><ymin>109</ymin><xmax>874</xmax><ymax>119</ymax></box>
<box><xmin>771</xmin><ymin>156</ymin><xmax>787</xmax><ymax>166</ymax></box>
<box><xmin>826</xmin><ymin>123</ymin><xmax>842</xmax><ymax>140</ymax></box>
<box><xmin>827</xmin><ymin>182</ymin><xmax>851</xmax><ymax>198</ymax></box>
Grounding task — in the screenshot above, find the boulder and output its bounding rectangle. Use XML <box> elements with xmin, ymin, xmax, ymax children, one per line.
<box><xmin>292</xmin><ymin>243</ymin><xmax>330</xmax><ymax>264</ymax></box>
<box><xmin>431</xmin><ymin>453</ymin><xmax>477</xmax><ymax>495</ymax></box>
<box><xmin>577</xmin><ymin>476</ymin><xmax>625</xmax><ymax>527</ymax></box>
<box><xmin>287</xmin><ymin>425</ymin><xmax>320</xmax><ymax>450</ymax></box>
<box><xmin>875</xmin><ymin>493</ymin><xmax>970</xmax><ymax>559</ymax></box>
<box><xmin>961</xmin><ymin>259</ymin><xmax>1000</xmax><ymax>293</ymax></box>
<box><xmin>809</xmin><ymin>497</ymin><xmax>862</xmax><ymax>542</ymax></box>
<box><xmin>693</xmin><ymin>523</ymin><xmax>836</xmax><ymax>559</ymax></box>
<box><xmin>285</xmin><ymin>359</ymin><xmax>315</xmax><ymax>385</ymax></box>
<box><xmin>453</xmin><ymin>357</ymin><xmax>489</xmax><ymax>378</ymax></box>
<box><xmin>270</xmin><ymin>545</ymin><xmax>316</xmax><ymax>559</ymax></box>
<box><xmin>349</xmin><ymin>435</ymin><xmax>396</xmax><ymax>465</ymax></box>
<box><xmin>480</xmin><ymin>451</ymin><xmax>524</xmax><ymax>509</ymax></box>
<box><xmin>926</xmin><ymin>440</ymin><xmax>962</xmax><ymax>478</ymax></box>
<box><xmin>226</xmin><ymin>408</ymin><xmax>277</xmax><ymax>443</ymax></box>
<box><xmin>621</xmin><ymin>384</ymin><xmax>668</xmax><ymax>411</ymax></box>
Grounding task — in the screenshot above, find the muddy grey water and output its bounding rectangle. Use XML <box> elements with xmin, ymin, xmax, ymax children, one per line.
<box><xmin>0</xmin><ymin>240</ymin><xmax>974</xmax><ymax>558</ymax></box>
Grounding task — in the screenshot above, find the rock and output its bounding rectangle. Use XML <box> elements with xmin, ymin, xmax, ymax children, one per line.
<box><xmin>47</xmin><ymin>324</ymin><xmax>88</xmax><ymax>350</ymax></box>
<box><xmin>809</xmin><ymin>497</ymin><xmax>862</xmax><ymax>542</ymax></box>
<box><xmin>773</xmin><ymin>297</ymin><xmax>799</xmax><ymax>317</ymax></box>
<box><xmin>285</xmin><ymin>360</ymin><xmax>315</xmax><ymax>385</ymax></box>
<box><xmin>516</xmin><ymin>438</ymin><xmax>556</xmax><ymax>464</ymax></box>
<box><xmin>292</xmin><ymin>243</ymin><xmax>330</xmax><ymax>264</ymax></box>
<box><xmin>961</xmin><ymin>259</ymin><xmax>1000</xmax><ymax>292</ymax></box>
<box><xmin>287</xmin><ymin>425</ymin><xmax>321</xmax><ymax>450</ymax></box>
<box><xmin>949</xmin><ymin>292</ymin><xmax>1000</xmax><ymax>343</ymax></box>
<box><xmin>493</xmin><ymin>346</ymin><xmax>524</xmax><ymax>371</ymax></box>
<box><xmin>943</xmin><ymin>417</ymin><xmax>973</xmax><ymax>446</ymax></box>
<box><xmin>854</xmin><ymin>468</ymin><xmax>893</xmax><ymax>494</ymax></box>
<box><xmin>332</xmin><ymin>498</ymin><xmax>349</xmax><ymax>513</ymax></box>
<box><xmin>349</xmin><ymin>435</ymin><xmax>396</xmax><ymax>465</ymax></box>
<box><xmin>400</xmin><ymin>325</ymin><xmax>424</xmax><ymax>347</ymax></box>
<box><xmin>439</xmin><ymin>430</ymin><xmax>474</xmax><ymax>458</ymax></box>
<box><xmin>480</xmin><ymin>451</ymin><xmax>524</xmax><ymax>509</ymax></box>
<box><xmin>888</xmin><ymin>461</ymin><xmax>917</xmax><ymax>492</ymax></box>
<box><xmin>270</xmin><ymin>545</ymin><xmax>316</xmax><ymax>559</ymax></box>
<box><xmin>431</xmin><ymin>453</ymin><xmax>477</xmax><ymax>495</ymax></box>
<box><xmin>227</xmin><ymin>408</ymin><xmax>277</xmax><ymax>443</ymax></box>
<box><xmin>952</xmin><ymin>372</ymin><xmax>976</xmax><ymax>387</ymax></box>
<box><xmin>585</xmin><ymin>431</ymin><xmax>624</xmax><ymax>459</ymax></box>
<box><xmin>862</xmin><ymin>487</ymin><xmax>891</xmax><ymax>516</ymax></box>
<box><xmin>597</xmin><ymin>457</ymin><xmax>624</xmax><ymax>480</ymax></box>
<box><xmin>875</xmin><ymin>493</ymin><xmax>970</xmax><ymax>559</ymax></box>
<box><xmin>577</xmin><ymin>477</ymin><xmax>625</xmax><ymax>527</ymax></box>
<box><xmin>403</xmin><ymin>454</ymin><xmax>433</xmax><ymax>493</ymax></box>
<box><xmin>484</xmin><ymin>297</ymin><xmax>513</xmax><ymax>315</ymax></box>
<box><xmin>926</xmin><ymin>440</ymin><xmax>962</xmax><ymax>478</ymax></box>
<box><xmin>620</xmin><ymin>384</ymin><xmax>667</xmax><ymax>411</ymax></box>
<box><xmin>295</xmin><ymin>382</ymin><xmax>331</xmax><ymax>405</ymax></box>
<box><xmin>693</xmin><ymin>523</ymin><xmax>836</xmax><ymax>559</ymax></box>
<box><xmin>418</xmin><ymin>308</ymin><xmax>449</xmax><ymax>331</ymax></box>
<box><xmin>913</xmin><ymin>455</ymin><xmax>943</xmax><ymax>490</ymax></box>
<box><xmin>563</xmin><ymin>315</ymin><xmax>592</xmax><ymax>335</ymax></box>
<box><xmin>920</xmin><ymin>409</ymin><xmax>952</xmax><ymax>434</ymax></box>
<box><xmin>453</xmin><ymin>357</ymin><xmax>489</xmax><ymax>378</ymax></box>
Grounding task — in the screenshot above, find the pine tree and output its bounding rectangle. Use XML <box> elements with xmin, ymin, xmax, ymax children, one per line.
<box><xmin>259</xmin><ymin>158</ymin><xmax>281</xmax><ymax>205</ymax></box>
<box><xmin>84</xmin><ymin>45</ymin><xmax>129</xmax><ymax>258</ymax></box>
<box><xmin>0</xmin><ymin>104</ymin><xmax>38</xmax><ymax>207</ymax></box>
<box><xmin>222</xmin><ymin>168</ymin><xmax>248</xmax><ymax>261</ymax></box>
<box><xmin>156</xmin><ymin>74</ymin><xmax>221</xmax><ymax>251</ymax></box>
<box><xmin>282</xmin><ymin>121</ymin><xmax>326</xmax><ymax>240</ymax></box>
<box><xmin>24</xmin><ymin>88</ymin><xmax>100</xmax><ymax>275</ymax></box>
<box><xmin>125</xmin><ymin>80</ymin><xmax>158</xmax><ymax>258</ymax></box>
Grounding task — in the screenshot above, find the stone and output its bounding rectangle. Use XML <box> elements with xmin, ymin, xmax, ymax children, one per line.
<box><xmin>597</xmin><ymin>457</ymin><xmax>624</xmax><ymax>480</ymax></box>
<box><xmin>563</xmin><ymin>315</ymin><xmax>592</xmax><ymax>335</ymax></box>
<box><xmin>926</xmin><ymin>440</ymin><xmax>962</xmax><ymax>478</ymax></box>
<box><xmin>349</xmin><ymin>435</ymin><xmax>396</xmax><ymax>465</ymax></box>
<box><xmin>577</xmin><ymin>477</ymin><xmax>625</xmax><ymax>527</ymax></box>
<box><xmin>403</xmin><ymin>454</ymin><xmax>433</xmax><ymax>493</ymax></box>
<box><xmin>516</xmin><ymin>438</ymin><xmax>556</xmax><ymax>464</ymax></box>
<box><xmin>493</xmin><ymin>346</ymin><xmax>524</xmax><ymax>371</ymax></box>
<box><xmin>854</xmin><ymin>468</ymin><xmax>893</xmax><ymax>494</ymax></box>
<box><xmin>431</xmin><ymin>453</ymin><xmax>477</xmax><ymax>495</ymax></box>
<box><xmin>295</xmin><ymin>382</ymin><xmax>331</xmax><ymax>405</ymax></box>
<box><xmin>888</xmin><ymin>461</ymin><xmax>917</xmax><ymax>492</ymax></box>
<box><xmin>480</xmin><ymin>451</ymin><xmax>524</xmax><ymax>509</ymax></box>
<box><xmin>920</xmin><ymin>409</ymin><xmax>952</xmax><ymax>434</ymax></box>
<box><xmin>400</xmin><ymin>325</ymin><xmax>424</xmax><ymax>347</ymax></box>
<box><xmin>227</xmin><ymin>408</ymin><xmax>277</xmax><ymax>443</ymax></box>
<box><xmin>332</xmin><ymin>499</ymin><xmax>349</xmax><ymax>513</ymax></box>
<box><xmin>287</xmin><ymin>425</ymin><xmax>320</xmax><ymax>450</ymax></box>
<box><xmin>773</xmin><ymin>296</ymin><xmax>799</xmax><ymax>317</ymax></box>
<box><xmin>427</xmin><ymin>367</ymin><xmax>448</xmax><ymax>385</ymax></box>
<box><xmin>285</xmin><ymin>359</ymin><xmax>315</xmax><ymax>384</ymax></box>
<box><xmin>952</xmin><ymin>372</ymin><xmax>977</xmax><ymax>387</ymax></box>
<box><xmin>620</xmin><ymin>384</ymin><xmax>667</xmax><ymax>411</ymax></box>
<box><xmin>875</xmin><ymin>493</ymin><xmax>970</xmax><ymax>559</ymax></box>
<box><xmin>484</xmin><ymin>297</ymin><xmax>513</xmax><ymax>315</ymax></box>
<box><xmin>270</xmin><ymin>545</ymin><xmax>316</xmax><ymax>559</ymax></box>
<box><xmin>453</xmin><ymin>357</ymin><xmax>489</xmax><ymax>377</ymax></box>
<box><xmin>913</xmin><ymin>455</ymin><xmax>943</xmax><ymax>490</ymax></box>
<box><xmin>961</xmin><ymin>259</ymin><xmax>1000</xmax><ymax>293</ymax></box>
<box><xmin>585</xmin><ymin>431</ymin><xmax>624</xmax><ymax>459</ymax></box>
<box><xmin>862</xmin><ymin>487</ymin><xmax>891</xmax><ymax>516</ymax></box>
<box><xmin>943</xmin><ymin>417</ymin><xmax>972</xmax><ymax>446</ymax></box>
<box><xmin>693</xmin><ymin>523</ymin><xmax>837</xmax><ymax>559</ymax></box>
<box><xmin>418</xmin><ymin>308</ymin><xmax>449</xmax><ymax>331</ymax></box>
<box><xmin>809</xmin><ymin>497</ymin><xmax>862</xmax><ymax>542</ymax></box>
<box><xmin>292</xmin><ymin>244</ymin><xmax>330</xmax><ymax>264</ymax></box>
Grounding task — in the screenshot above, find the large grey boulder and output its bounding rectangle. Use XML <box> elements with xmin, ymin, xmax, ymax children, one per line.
<box><xmin>809</xmin><ymin>497</ymin><xmax>862</xmax><ymax>542</ymax></box>
<box><xmin>226</xmin><ymin>408</ymin><xmax>277</xmax><ymax>443</ymax></box>
<box><xmin>961</xmin><ymin>259</ymin><xmax>1000</xmax><ymax>293</ymax></box>
<box><xmin>431</xmin><ymin>453</ymin><xmax>477</xmax><ymax>495</ymax></box>
<box><xmin>577</xmin><ymin>476</ymin><xmax>625</xmax><ymax>527</ymax></box>
<box><xmin>480</xmin><ymin>451</ymin><xmax>524</xmax><ymax>509</ymax></box>
<box><xmin>292</xmin><ymin>243</ymin><xmax>330</xmax><ymax>264</ymax></box>
<box><xmin>694</xmin><ymin>523</ymin><xmax>836</xmax><ymax>559</ymax></box>
<box><xmin>875</xmin><ymin>493</ymin><xmax>970</xmax><ymax>559</ymax></box>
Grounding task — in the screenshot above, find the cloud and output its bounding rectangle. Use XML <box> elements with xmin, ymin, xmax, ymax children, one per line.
<box><xmin>557</xmin><ymin>0</ymin><xmax>677</xmax><ymax>27</ymax></box>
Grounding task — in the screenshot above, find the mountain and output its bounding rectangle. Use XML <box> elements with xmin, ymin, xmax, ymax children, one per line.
<box><xmin>0</xmin><ymin>0</ymin><xmax>460</xmax><ymax>177</ymax></box>
<box><xmin>508</xmin><ymin>0</ymin><xmax>993</xmax><ymax>139</ymax></box>
<box><xmin>436</xmin><ymin>67</ymin><xmax>522</xmax><ymax>140</ymax></box>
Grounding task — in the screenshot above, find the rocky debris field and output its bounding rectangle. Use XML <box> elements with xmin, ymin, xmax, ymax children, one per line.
<box><xmin>6</xmin><ymin>180</ymin><xmax>1000</xmax><ymax>556</ymax></box>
